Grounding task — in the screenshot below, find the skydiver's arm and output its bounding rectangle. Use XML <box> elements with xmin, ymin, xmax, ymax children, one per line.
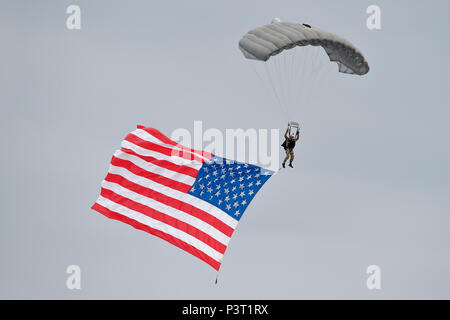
<box><xmin>284</xmin><ymin>128</ymin><xmax>289</xmax><ymax>139</ymax></box>
<box><xmin>295</xmin><ymin>132</ymin><xmax>300</xmax><ymax>141</ymax></box>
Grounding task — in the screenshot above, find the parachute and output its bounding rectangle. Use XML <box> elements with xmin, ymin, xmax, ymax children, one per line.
<box><xmin>239</xmin><ymin>19</ymin><xmax>369</xmax><ymax>75</ymax></box>
<box><xmin>239</xmin><ymin>19</ymin><xmax>370</xmax><ymax>119</ymax></box>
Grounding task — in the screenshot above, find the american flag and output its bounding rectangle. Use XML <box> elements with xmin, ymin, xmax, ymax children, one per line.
<box><xmin>92</xmin><ymin>125</ymin><xmax>274</xmax><ymax>270</ymax></box>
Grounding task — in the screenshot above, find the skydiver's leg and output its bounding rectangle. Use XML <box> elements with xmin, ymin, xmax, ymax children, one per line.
<box><xmin>282</xmin><ymin>149</ymin><xmax>290</xmax><ymax>167</ymax></box>
<box><xmin>289</xmin><ymin>150</ymin><xmax>294</xmax><ymax>168</ymax></box>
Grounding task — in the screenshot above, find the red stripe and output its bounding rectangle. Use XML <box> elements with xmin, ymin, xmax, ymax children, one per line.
<box><xmin>92</xmin><ymin>203</ymin><xmax>221</xmax><ymax>271</ymax></box>
<box><xmin>111</xmin><ymin>156</ymin><xmax>191</xmax><ymax>193</ymax></box>
<box><xmin>100</xmin><ymin>188</ymin><xmax>227</xmax><ymax>254</ymax></box>
<box><xmin>104</xmin><ymin>173</ymin><xmax>235</xmax><ymax>238</ymax></box>
<box><xmin>139</xmin><ymin>127</ymin><xmax>213</xmax><ymax>159</ymax></box>
<box><xmin>121</xmin><ymin>147</ymin><xmax>199</xmax><ymax>178</ymax></box>
<box><xmin>125</xmin><ymin>133</ymin><xmax>206</xmax><ymax>163</ymax></box>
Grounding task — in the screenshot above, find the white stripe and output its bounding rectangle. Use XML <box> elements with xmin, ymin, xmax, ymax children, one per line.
<box><xmin>133</xmin><ymin>129</ymin><xmax>210</xmax><ymax>162</ymax></box>
<box><xmin>121</xmin><ymin>140</ymin><xmax>203</xmax><ymax>169</ymax></box>
<box><xmin>107</xmin><ymin>165</ymin><xmax>239</xmax><ymax>229</ymax></box>
<box><xmin>96</xmin><ymin>196</ymin><xmax>223</xmax><ymax>263</ymax></box>
<box><xmin>133</xmin><ymin>129</ymin><xmax>186</xmax><ymax>152</ymax></box>
<box><xmin>101</xmin><ymin>180</ymin><xmax>231</xmax><ymax>245</ymax></box>
<box><xmin>130</xmin><ymin>130</ymin><xmax>205</xmax><ymax>165</ymax></box>
<box><xmin>114</xmin><ymin>150</ymin><xmax>196</xmax><ymax>186</ymax></box>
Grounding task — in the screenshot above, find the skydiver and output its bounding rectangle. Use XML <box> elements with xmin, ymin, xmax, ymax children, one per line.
<box><xmin>282</xmin><ymin>127</ymin><xmax>300</xmax><ymax>168</ymax></box>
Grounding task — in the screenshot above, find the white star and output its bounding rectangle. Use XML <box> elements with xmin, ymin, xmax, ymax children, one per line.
<box><xmin>233</xmin><ymin>202</ymin><xmax>239</xmax><ymax>208</ymax></box>
<box><xmin>207</xmin><ymin>187</ymin><xmax>213</xmax><ymax>193</ymax></box>
<box><xmin>234</xmin><ymin>210</ymin><xmax>240</xmax><ymax>216</ymax></box>
<box><xmin>241</xmin><ymin>200</ymin><xmax>247</xmax><ymax>205</ymax></box>
<box><xmin>224</xmin><ymin>195</ymin><xmax>230</xmax><ymax>202</ymax></box>
<box><xmin>256</xmin><ymin>180</ymin><xmax>261</xmax><ymax>186</ymax></box>
<box><xmin>226</xmin><ymin>204</ymin><xmax>231</xmax><ymax>210</ymax></box>
<box><xmin>248</xmin><ymin>189</ymin><xmax>254</xmax><ymax>196</ymax></box>
<box><xmin>240</xmin><ymin>191</ymin><xmax>246</xmax><ymax>197</ymax></box>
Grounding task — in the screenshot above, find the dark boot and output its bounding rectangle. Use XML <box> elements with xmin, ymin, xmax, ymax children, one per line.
<box><xmin>289</xmin><ymin>162</ymin><xmax>293</xmax><ymax>168</ymax></box>
<box><xmin>282</xmin><ymin>162</ymin><xmax>286</xmax><ymax>168</ymax></box>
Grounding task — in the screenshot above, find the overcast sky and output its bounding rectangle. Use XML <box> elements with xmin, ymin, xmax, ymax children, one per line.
<box><xmin>1</xmin><ymin>0</ymin><xmax>450</xmax><ymax>299</ymax></box>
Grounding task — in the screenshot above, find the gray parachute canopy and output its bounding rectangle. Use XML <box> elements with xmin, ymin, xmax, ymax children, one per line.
<box><xmin>239</xmin><ymin>20</ymin><xmax>369</xmax><ymax>75</ymax></box>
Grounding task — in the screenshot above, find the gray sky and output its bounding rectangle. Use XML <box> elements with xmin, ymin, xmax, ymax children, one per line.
<box><xmin>1</xmin><ymin>0</ymin><xmax>450</xmax><ymax>299</ymax></box>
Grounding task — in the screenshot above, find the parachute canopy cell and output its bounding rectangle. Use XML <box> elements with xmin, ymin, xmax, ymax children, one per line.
<box><xmin>239</xmin><ymin>20</ymin><xmax>370</xmax><ymax>75</ymax></box>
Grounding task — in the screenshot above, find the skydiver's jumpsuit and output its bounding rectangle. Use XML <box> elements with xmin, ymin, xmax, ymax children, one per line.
<box><xmin>282</xmin><ymin>129</ymin><xmax>299</xmax><ymax>166</ymax></box>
